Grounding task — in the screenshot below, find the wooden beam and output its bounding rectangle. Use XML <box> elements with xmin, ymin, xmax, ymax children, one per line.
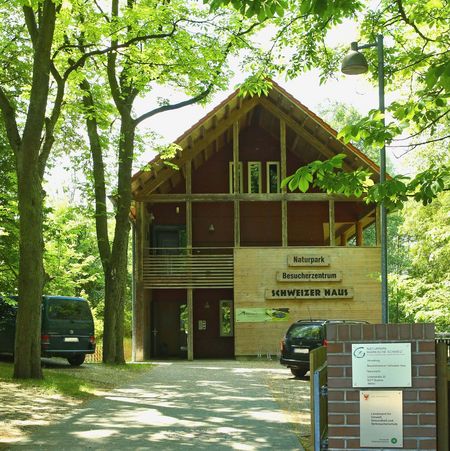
<box><xmin>356</xmin><ymin>221</ymin><xmax>364</xmax><ymax>246</ymax></box>
<box><xmin>280</xmin><ymin>119</ymin><xmax>288</xmax><ymax>247</ymax></box>
<box><xmin>187</xmin><ymin>288</ymin><xmax>194</xmax><ymax>361</ymax></box>
<box><xmin>133</xmin><ymin>201</ymin><xmax>146</xmax><ymax>361</ymax></box>
<box><xmin>233</xmin><ymin>121</ymin><xmax>240</xmax><ymax>247</ymax></box>
<box><xmin>185</xmin><ymin>161</ymin><xmax>192</xmax><ymax>248</ymax></box>
<box><xmin>137</xmin><ymin>192</ymin><xmax>360</xmax><ymax>203</ymax></box>
<box><xmin>329</xmin><ymin>199</ymin><xmax>336</xmax><ymax>246</ymax></box>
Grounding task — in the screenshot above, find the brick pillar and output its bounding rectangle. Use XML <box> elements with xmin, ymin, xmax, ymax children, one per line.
<box><xmin>327</xmin><ymin>323</ymin><xmax>437</xmax><ymax>450</ymax></box>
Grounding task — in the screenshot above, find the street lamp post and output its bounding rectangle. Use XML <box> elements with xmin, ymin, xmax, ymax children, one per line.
<box><xmin>341</xmin><ymin>34</ymin><xmax>388</xmax><ymax>323</ymax></box>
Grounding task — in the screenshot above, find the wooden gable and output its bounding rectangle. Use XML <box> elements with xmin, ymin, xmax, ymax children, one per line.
<box><xmin>131</xmin><ymin>80</ymin><xmax>380</xmax><ymax>200</ymax></box>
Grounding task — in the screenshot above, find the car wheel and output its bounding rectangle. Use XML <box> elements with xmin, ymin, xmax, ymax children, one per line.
<box><xmin>67</xmin><ymin>354</ymin><xmax>85</xmax><ymax>366</ymax></box>
<box><xmin>290</xmin><ymin>367</ymin><xmax>307</xmax><ymax>378</ymax></box>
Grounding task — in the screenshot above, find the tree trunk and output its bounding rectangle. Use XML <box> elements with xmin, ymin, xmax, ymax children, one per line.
<box><xmin>102</xmin><ymin>115</ymin><xmax>134</xmax><ymax>364</ymax></box>
<box><xmin>10</xmin><ymin>0</ymin><xmax>57</xmax><ymax>379</ymax></box>
<box><xmin>14</xmin><ymin>157</ymin><xmax>43</xmax><ymax>379</ymax></box>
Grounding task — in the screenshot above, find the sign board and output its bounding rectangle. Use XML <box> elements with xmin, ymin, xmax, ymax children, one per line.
<box><xmin>265</xmin><ymin>287</ymin><xmax>353</xmax><ymax>300</ymax></box>
<box><xmin>235</xmin><ymin>308</ymin><xmax>290</xmax><ymax>323</ymax></box>
<box><xmin>288</xmin><ymin>255</ymin><xmax>330</xmax><ymax>267</ymax></box>
<box><xmin>360</xmin><ymin>390</ymin><xmax>403</xmax><ymax>448</ymax></box>
<box><xmin>276</xmin><ymin>270</ymin><xmax>342</xmax><ymax>282</ymax></box>
<box><xmin>352</xmin><ymin>343</ymin><xmax>412</xmax><ymax>388</ymax></box>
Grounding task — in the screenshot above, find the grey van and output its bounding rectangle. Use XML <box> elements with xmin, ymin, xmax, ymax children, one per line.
<box><xmin>0</xmin><ymin>295</ymin><xmax>96</xmax><ymax>366</ymax></box>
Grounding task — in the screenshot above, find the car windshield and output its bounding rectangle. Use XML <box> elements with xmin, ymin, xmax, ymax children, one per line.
<box><xmin>289</xmin><ymin>324</ymin><xmax>322</xmax><ymax>339</ymax></box>
<box><xmin>47</xmin><ymin>299</ymin><xmax>91</xmax><ymax>321</ymax></box>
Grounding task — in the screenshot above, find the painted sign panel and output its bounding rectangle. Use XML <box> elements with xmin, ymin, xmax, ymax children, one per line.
<box><xmin>276</xmin><ymin>270</ymin><xmax>342</xmax><ymax>282</ymax></box>
<box><xmin>265</xmin><ymin>287</ymin><xmax>353</xmax><ymax>300</ymax></box>
<box><xmin>235</xmin><ymin>308</ymin><xmax>290</xmax><ymax>323</ymax></box>
<box><xmin>287</xmin><ymin>255</ymin><xmax>330</xmax><ymax>267</ymax></box>
<box><xmin>352</xmin><ymin>343</ymin><xmax>412</xmax><ymax>388</ymax></box>
<box><xmin>360</xmin><ymin>390</ymin><xmax>403</xmax><ymax>448</ymax></box>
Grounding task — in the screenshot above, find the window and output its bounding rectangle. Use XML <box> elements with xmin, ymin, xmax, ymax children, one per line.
<box><xmin>47</xmin><ymin>299</ymin><xmax>92</xmax><ymax>321</ymax></box>
<box><xmin>248</xmin><ymin>162</ymin><xmax>262</xmax><ymax>193</ymax></box>
<box><xmin>266</xmin><ymin>161</ymin><xmax>280</xmax><ymax>193</ymax></box>
<box><xmin>229</xmin><ymin>162</ymin><xmax>243</xmax><ymax>193</ymax></box>
<box><xmin>219</xmin><ymin>300</ymin><xmax>233</xmax><ymax>337</ymax></box>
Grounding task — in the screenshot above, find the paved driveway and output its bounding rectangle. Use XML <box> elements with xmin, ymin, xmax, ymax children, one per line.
<box><xmin>11</xmin><ymin>361</ymin><xmax>305</xmax><ymax>450</ymax></box>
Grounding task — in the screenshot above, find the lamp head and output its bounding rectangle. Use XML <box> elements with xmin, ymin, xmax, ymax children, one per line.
<box><xmin>341</xmin><ymin>44</ymin><xmax>369</xmax><ymax>75</ymax></box>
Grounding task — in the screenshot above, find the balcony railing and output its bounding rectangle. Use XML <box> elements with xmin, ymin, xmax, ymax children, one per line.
<box><xmin>143</xmin><ymin>247</ymin><xmax>234</xmax><ymax>288</ymax></box>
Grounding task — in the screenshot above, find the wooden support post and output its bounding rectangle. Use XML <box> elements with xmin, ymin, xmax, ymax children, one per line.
<box><xmin>187</xmin><ymin>288</ymin><xmax>194</xmax><ymax>361</ymax></box>
<box><xmin>341</xmin><ymin>233</ymin><xmax>348</xmax><ymax>247</ymax></box>
<box><xmin>233</xmin><ymin>121</ymin><xmax>240</xmax><ymax>247</ymax></box>
<box><xmin>133</xmin><ymin>201</ymin><xmax>146</xmax><ymax>361</ymax></box>
<box><xmin>356</xmin><ymin>221</ymin><xmax>364</xmax><ymax>246</ymax></box>
<box><xmin>185</xmin><ymin>162</ymin><xmax>194</xmax><ymax>360</ymax></box>
<box><xmin>280</xmin><ymin>119</ymin><xmax>288</xmax><ymax>246</ymax></box>
<box><xmin>329</xmin><ymin>199</ymin><xmax>335</xmax><ymax>246</ymax></box>
<box><xmin>186</xmin><ymin>161</ymin><xmax>192</xmax><ymax>247</ymax></box>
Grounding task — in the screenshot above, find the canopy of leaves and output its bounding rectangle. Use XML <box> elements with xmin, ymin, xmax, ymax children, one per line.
<box><xmin>0</xmin><ymin>132</ymin><xmax>18</xmax><ymax>294</ymax></box>
<box><xmin>389</xmin><ymin>192</ymin><xmax>450</xmax><ymax>332</ymax></box>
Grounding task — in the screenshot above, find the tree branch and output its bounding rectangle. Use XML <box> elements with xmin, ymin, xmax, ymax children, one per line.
<box><xmin>38</xmin><ymin>62</ymin><xmax>66</xmax><ymax>178</ymax></box>
<box><xmin>21</xmin><ymin>0</ymin><xmax>57</xmax><ymax>157</ymax></box>
<box><xmin>389</xmin><ymin>134</ymin><xmax>450</xmax><ymax>156</ymax></box>
<box><xmin>135</xmin><ymin>87</ymin><xmax>213</xmax><ymax>126</ymax></box>
<box><xmin>0</xmin><ymin>87</ymin><xmax>21</xmax><ymax>153</ymax></box>
<box><xmin>58</xmin><ymin>25</ymin><xmax>179</xmax><ymax>81</ymax></box>
<box><xmin>79</xmin><ymin>78</ymin><xmax>111</xmax><ymax>268</ymax></box>
<box><xmin>22</xmin><ymin>5</ymin><xmax>38</xmax><ymax>49</ymax></box>
<box><xmin>395</xmin><ymin>0</ymin><xmax>435</xmax><ymax>42</ymax></box>
<box><xmin>392</xmin><ymin>109</ymin><xmax>450</xmax><ymax>141</ymax></box>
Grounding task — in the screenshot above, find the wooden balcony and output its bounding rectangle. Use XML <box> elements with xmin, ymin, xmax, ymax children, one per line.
<box><xmin>143</xmin><ymin>247</ymin><xmax>234</xmax><ymax>289</ymax></box>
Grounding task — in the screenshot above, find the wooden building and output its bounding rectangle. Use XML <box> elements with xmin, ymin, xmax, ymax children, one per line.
<box><xmin>131</xmin><ymin>81</ymin><xmax>382</xmax><ymax>361</ymax></box>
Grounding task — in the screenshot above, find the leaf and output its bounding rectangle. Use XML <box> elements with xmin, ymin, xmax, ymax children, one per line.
<box><xmin>298</xmin><ymin>176</ymin><xmax>310</xmax><ymax>192</ymax></box>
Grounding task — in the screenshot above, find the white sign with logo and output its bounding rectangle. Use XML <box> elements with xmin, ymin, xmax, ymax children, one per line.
<box><xmin>360</xmin><ymin>390</ymin><xmax>403</xmax><ymax>448</ymax></box>
<box><xmin>352</xmin><ymin>343</ymin><xmax>412</xmax><ymax>388</ymax></box>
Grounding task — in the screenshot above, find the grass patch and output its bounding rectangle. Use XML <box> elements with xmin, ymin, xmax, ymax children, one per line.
<box><xmin>0</xmin><ymin>359</ymin><xmax>153</xmax><ymax>401</ymax></box>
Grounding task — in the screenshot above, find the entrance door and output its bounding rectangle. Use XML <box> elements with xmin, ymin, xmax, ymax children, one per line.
<box><xmin>193</xmin><ymin>289</ymin><xmax>234</xmax><ymax>358</ymax></box>
<box><xmin>151</xmin><ymin>297</ymin><xmax>187</xmax><ymax>358</ymax></box>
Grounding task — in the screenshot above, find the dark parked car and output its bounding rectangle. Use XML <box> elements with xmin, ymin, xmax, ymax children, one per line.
<box><xmin>280</xmin><ymin>319</ymin><xmax>368</xmax><ymax>377</ymax></box>
<box><xmin>0</xmin><ymin>295</ymin><xmax>96</xmax><ymax>366</ymax></box>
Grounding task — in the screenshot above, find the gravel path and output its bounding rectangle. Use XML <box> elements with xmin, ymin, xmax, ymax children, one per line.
<box><xmin>2</xmin><ymin>360</ymin><xmax>311</xmax><ymax>450</ymax></box>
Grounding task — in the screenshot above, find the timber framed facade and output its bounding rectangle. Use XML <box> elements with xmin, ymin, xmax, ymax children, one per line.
<box><xmin>131</xmin><ymin>81</ymin><xmax>382</xmax><ymax>361</ymax></box>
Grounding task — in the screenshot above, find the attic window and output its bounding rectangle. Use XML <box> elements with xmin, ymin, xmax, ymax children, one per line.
<box><xmin>248</xmin><ymin>162</ymin><xmax>262</xmax><ymax>193</ymax></box>
<box><xmin>267</xmin><ymin>162</ymin><xmax>280</xmax><ymax>193</ymax></box>
<box><xmin>229</xmin><ymin>162</ymin><xmax>243</xmax><ymax>193</ymax></box>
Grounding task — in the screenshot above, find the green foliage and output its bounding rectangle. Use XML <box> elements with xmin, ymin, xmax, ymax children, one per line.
<box><xmin>337</xmin><ymin>109</ymin><xmax>404</xmax><ymax>149</ymax></box>
<box><xmin>390</xmin><ymin>275</ymin><xmax>450</xmax><ymax>332</ymax></box>
<box><xmin>282</xmin><ymin>154</ymin><xmax>374</xmax><ymax>197</ymax></box>
<box><xmin>0</xmin><ymin>132</ymin><xmax>18</xmax><ymax>294</ymax></box>
<box><xmin>283</xmin><ymin>153</ymin><xmax>450</xmax><ymax>210</ymax></box>
<box><xmin>43</xmin><ymin>202</ymin><xmax>104</xmax><ymax>307</ymax></box>
<box><xmin>207</xmin><ymin>0</ymin><xmax>288</xmax><ymax>19</ymax></box>
<box><xmin>239</xmin><ymin>76</ymin><xmax>273</xmax><ymax>97</ymax></box>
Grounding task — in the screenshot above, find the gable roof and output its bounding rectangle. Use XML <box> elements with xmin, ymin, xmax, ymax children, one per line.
<box><xmin>132</xmin><ymin>80</ymin><xmax>381</xmax><ymax>200</ymax></box>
